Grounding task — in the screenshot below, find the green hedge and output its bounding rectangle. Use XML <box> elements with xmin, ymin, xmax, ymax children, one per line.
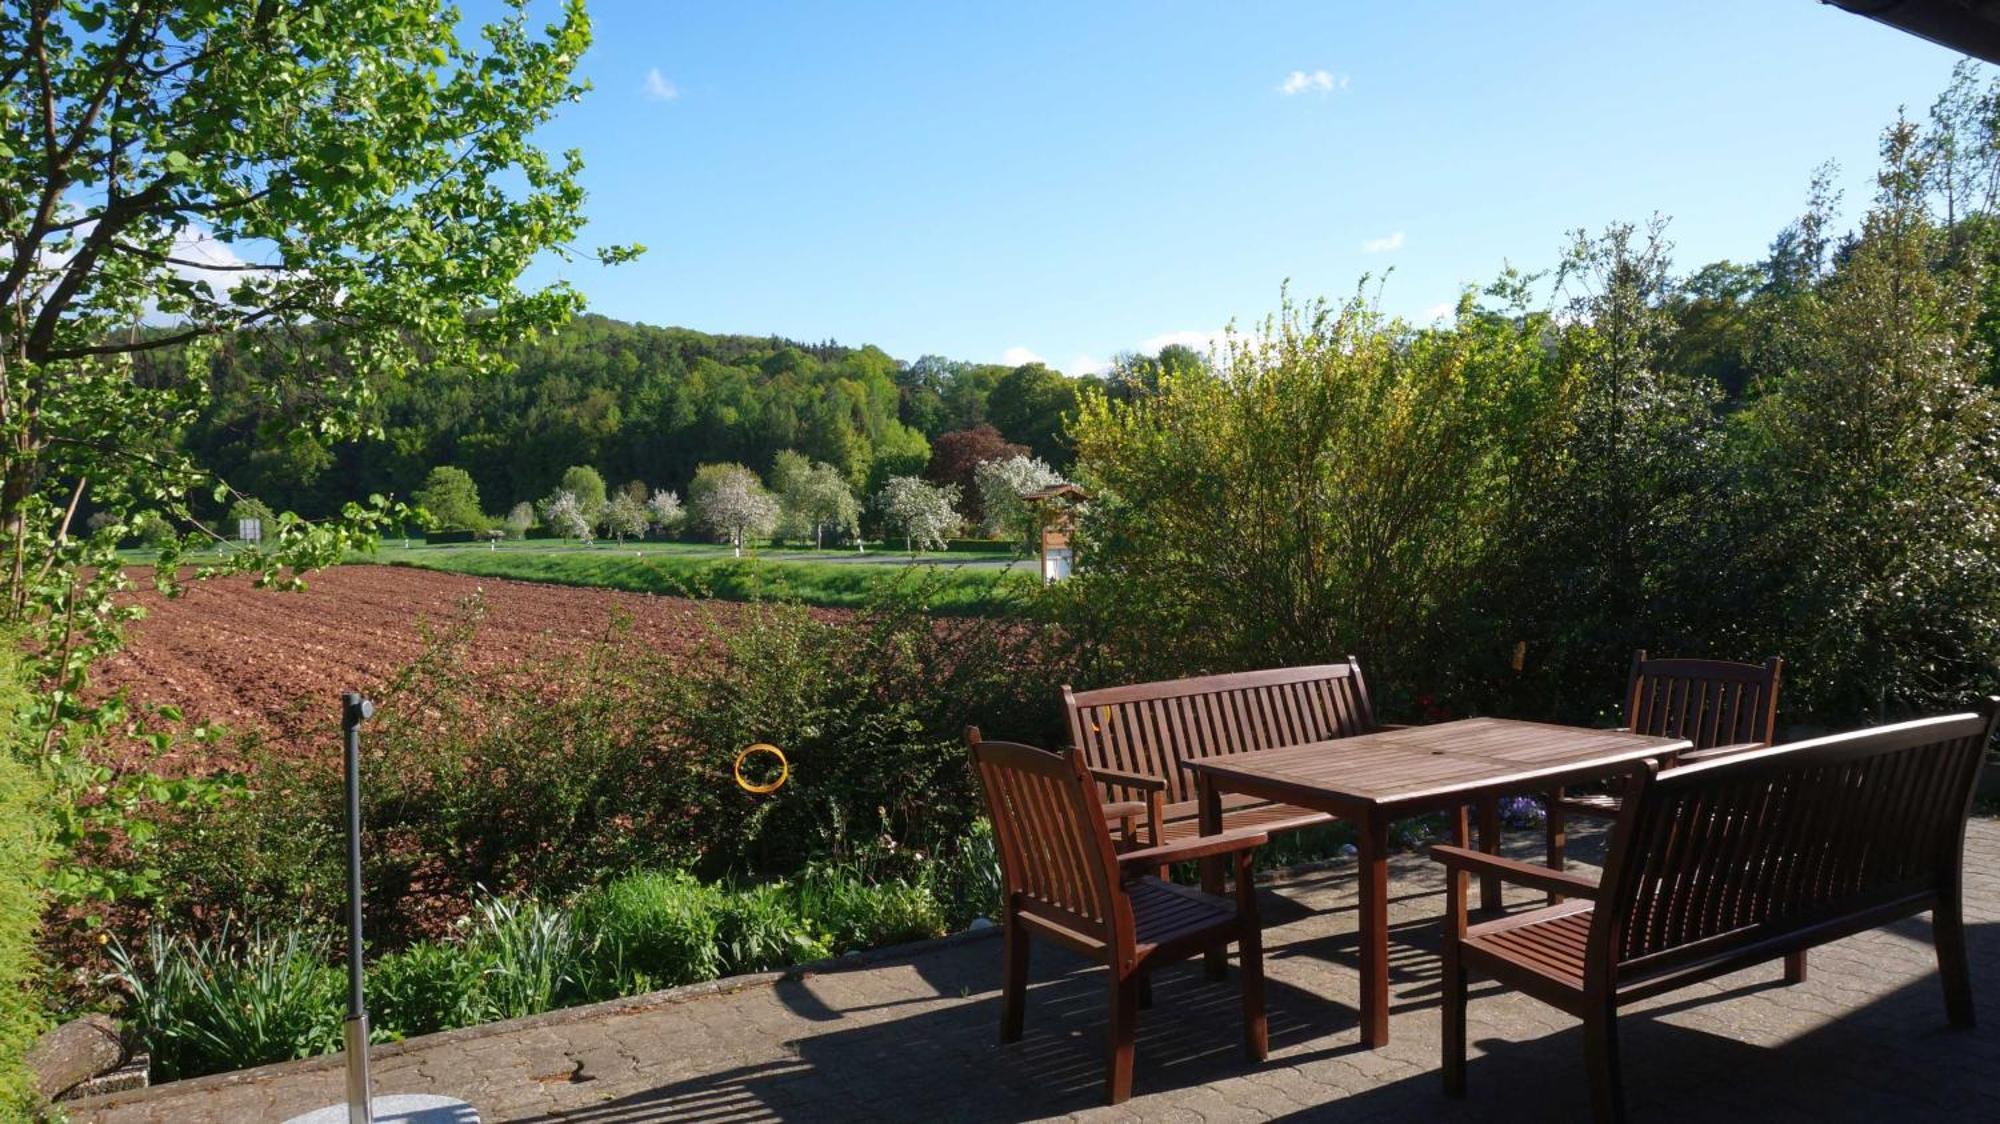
<box><xmin>0</xmin><ymin>641</ymin><xmax>47</xmax><ymax>1115</ymax></box>
<box><xmin>944</xmin><ymin>538</ymin><xmax>1014</xmax><ymax>554</ymax></box>
<box><xmin>422</xmin><ymin>529</ymin><xmax>483</xmax><ymax>545</ymax></box>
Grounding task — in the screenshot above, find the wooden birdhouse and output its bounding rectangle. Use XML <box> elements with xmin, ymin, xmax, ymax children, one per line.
<box><xmin>1022</xmin><ymin>483</ymin><xmax>1089</xmax><ymax>583</ymax></box>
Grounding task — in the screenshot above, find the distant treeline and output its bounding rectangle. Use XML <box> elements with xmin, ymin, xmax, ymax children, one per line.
<box><xmin>148</xmin><ymin>316</ymin><xmax>1206</xmax><ymax>524</ymax></box>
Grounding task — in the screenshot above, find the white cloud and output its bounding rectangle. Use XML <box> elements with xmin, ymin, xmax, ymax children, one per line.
<box><xmin>1139</xmin><ymin>328</ymin><xmax>1226</xmax><ymax>356</ymax></box>
<box><xmin>169</xmin><ymin>227</ymin><xmax>251</xmax><ymax>291</ymax></box>
<box><xmin>1066</xmin><ymin>354</ymin><xmax>1108</xmax><ymax>377</ymax></box>
<box><xmin>1279</xmin><ymin>69</ymin><xmax>1349</xmax><ymax>96</ymax></box>
<box><xmin>1361</xmin><ymin>231</ymin><xmax>1405</xmax><ymax>254</ymax></box>
<box><xmin>1000</xmin><ymin>346</ymin><xmax>1046</xmax><ymax>367</ymax></box>
<box><xmin>643</xmin><ymin>68</ymin><xmax>679</xmax><ymax>102</ymax></box>
<box><xmin>1422</xmin><ymin>302</ymin><xmax>1456</xmax><ymax>322</ymax></box>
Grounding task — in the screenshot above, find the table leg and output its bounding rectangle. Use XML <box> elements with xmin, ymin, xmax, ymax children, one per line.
<box><xmin>1200</xmin><ymin>775</ymin><xmax>1227</xmax><ymax>981</ymax></box>
<box><xmin>1477</xmin><ymin>796</ymin><xmax>1502</xmax><ymax>912</ymax></box>
<box><xmin>1358</xmin><ymin>811</ymin><xmax>1390</xmax><ymax>1048</ymax></box>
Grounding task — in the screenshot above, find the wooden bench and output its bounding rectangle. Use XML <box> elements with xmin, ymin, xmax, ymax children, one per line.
<box><xmin>1435</xmin><ymin>698</ymin><xmax>2000</xmax><ymax>1122</ymax></box>
<box><xmin>1062</xmin><ymin>661</ymin><xmax>1385</xmax><ymax>854</ymax></box>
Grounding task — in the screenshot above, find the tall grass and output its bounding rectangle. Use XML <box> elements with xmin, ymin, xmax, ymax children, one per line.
<box><xmin>108</xmin><ymin>924</ymin><xmax>344</xmax><ymax>1082</ymax></box>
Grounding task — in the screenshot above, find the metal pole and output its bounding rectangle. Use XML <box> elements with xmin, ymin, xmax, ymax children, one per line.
<box><xmin>286</xmin><ymin>690</ymin><xmax>478</xmax><ymax>1122</ymax></box>
<box><xmin>341</xmin><ymin>692</ymin><xmax>375</xmax><ymax>1124</ymax></box>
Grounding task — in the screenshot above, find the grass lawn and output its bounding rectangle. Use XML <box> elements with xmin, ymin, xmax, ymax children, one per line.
<box><xmin>356</xmin><ymin>538</ymin><xmax>1035</xmax><ymax>613</ymax></box>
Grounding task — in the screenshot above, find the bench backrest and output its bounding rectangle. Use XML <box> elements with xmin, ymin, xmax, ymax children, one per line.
<box><xmin>966</xmin><ymin>730</ymin><xmax>1130</xmax><ymax>958</ymax></box>
<box><xmin>1063</xmin><ymin>660</ymin><xmax>1379</xmax><ymax>807</ymax></box>
<box><xmin>1594</xmin><ymin>699</ymin><xmax>1999</xmax><ymax>984</ymax></box>
<box><xmin>1625</xmin><ymin>650</ymin><xmax>1783</xmax><ymax>751</ymax></box>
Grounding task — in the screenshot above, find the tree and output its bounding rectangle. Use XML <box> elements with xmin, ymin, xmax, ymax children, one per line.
<box><xmin>503</xmin><ymin>502</ymin><xmax>536</xmax><ymax>540</ymax></box>
<box><xmin>768</xmin><ymin>449</ymin><xmax>813</xmax><ymax>523</ymax></box>
<box><xmin>689</xmin><ymin>463</ymin><xmax>779</xmax><ymax>556</ymax></box>
<box><xmin>987</xmin><ymin>363</ymin><xmax>1081</xmax><ymax>467</ymax></box>
<box><xmin>227</xmin><ymin>497</ymin><xmax>276</xmax><ymax>539</ymax></box>
<box><xmin>130</xmin><ymin>511</ymin><xmax>176</xmax><ymax>549</ymax></box>
<box><xmin>779</xmin><ymin>458</ymin><xmax>861</xmax><ymax>549</ymax></box>
<box><xmin>876</xmin><ymin>476</ymin><xmax>960</xmax><ymax>554</ymax></box>
<box><xmin>0</xmin><ymin>0</ymin><xmax>635</xmax><ymax>929</ymax></box>
<box><xmin>601</xmin><ymin>493</ymin><xmax>650</xmax><ymax>543</ymax></box>
<box><xmin>412</xmin><ymin>467</ymin><xmax>486</xmax><ymax>532</ymax></box>
<box><xmin>544</xmin><ymin>491</ymin><xmax>593</xmax><ymax>543</ymax></box>
<box><xmin>646</xmin><ymin>490</ymin><xmax>685</xmax><ymax>535</ymax></box>
<box><xmin>557</xmin><ymin>466</ymin><xmax>609</xmax><ymax>514</ymax></box>
<box><xmin>1493</xmin><ymin>219</ymin><xmax>1727</xmax><ymax>718</ymax></box>
<box><xmin>1734</xmin><ymin>116</ymin><xmax>2000</xmax><ymax>721</ymax></box>
<box><xmin>0</xmin><ymin>0</ymin><xmax>634</xmax><ymax>611</ymax></box>
<box><xmin>924</xmin><ymin>425</ymin><xmax>1026</xmax><ymax>526</ymax></box>
<box><xmin>974</xmin><ymin>455</ymin><xmax>1064</xmax><ymax>549</ymax></box>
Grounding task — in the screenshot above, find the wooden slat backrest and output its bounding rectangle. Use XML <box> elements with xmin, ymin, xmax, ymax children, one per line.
<box><xmin>1063</xmin><ymin>660</ymin><xmax>1378</xmax><ymax>806</ymax></box>
<box><xmin>1625</xmin><ymin>650</ymin><xmax>1784</xmax><ymax>751</ymax></box>
<box><xmin>1592</xmin><ymin>702</ymin><xmax>1999</xmax><ymax>982</ymax></box>
<box><xmin>968</xmin><ymin>734</ymin><xmax>1130</xmax><ymax>955</ymax></box>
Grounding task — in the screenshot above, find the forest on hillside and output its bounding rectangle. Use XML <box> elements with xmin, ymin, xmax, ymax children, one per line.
<box><xmin>147</xmin><ymin>316</ymin><xmax>1208</xmax><ymax>527</ymax></box>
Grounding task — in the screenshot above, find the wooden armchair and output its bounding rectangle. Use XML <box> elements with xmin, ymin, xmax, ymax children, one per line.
<box><xmin>966</xmin><ymin>727</ymin><xmax>1271</xmax><ymax>1104</ymax></box>
<box><xmin>1546</xmin><ymin>650</ymin><xmax>1782</xmax><ymax>867</ymax></box>
<box><xmin>1438</xmin><ymin>700</ymin><xmax>1997</xmax><ymax>1122</ymax></box>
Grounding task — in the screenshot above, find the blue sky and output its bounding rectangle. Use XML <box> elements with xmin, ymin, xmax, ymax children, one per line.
<box><xmin>518</xmin><ymin>1</ymin><xmax>1980</xmax><ymax>373</ymax></box>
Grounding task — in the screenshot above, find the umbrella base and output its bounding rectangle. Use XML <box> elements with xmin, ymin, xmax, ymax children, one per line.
<box><xmin>284</xmin><ymin>1094</ymin><xmax>480</xmax><ymax>1124</ymax></box>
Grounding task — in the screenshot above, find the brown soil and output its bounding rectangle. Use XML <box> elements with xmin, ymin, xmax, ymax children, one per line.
<box><xmin>92</xmin><ymin>564</ymin><xmax>847</xmax><ymax>765</ymax></box>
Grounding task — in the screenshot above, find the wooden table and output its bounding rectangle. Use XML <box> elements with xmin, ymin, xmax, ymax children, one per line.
<box><xmin>1182</xmin><ymin>717</ymin><xmax>1688</xmax><ymax>1048</ymax></box>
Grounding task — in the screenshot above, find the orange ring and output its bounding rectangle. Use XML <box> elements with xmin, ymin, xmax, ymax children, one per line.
<box><xmin>733</xmin><ymin>743</ymin><xmax>789</xmax><ymax>794</ymax></box>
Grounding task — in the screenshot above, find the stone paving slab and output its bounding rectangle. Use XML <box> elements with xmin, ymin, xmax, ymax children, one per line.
<box><xmin>67</xmin><ymin>820</ymin><xmax>2000</xmax><ymax>1122</ymax></box>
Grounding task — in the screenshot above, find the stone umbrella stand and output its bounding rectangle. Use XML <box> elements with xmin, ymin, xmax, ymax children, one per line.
<box><xmin>285</xmin><ymin>693</ymin><xmax>479</xmax><ymax>1124</ymax></box>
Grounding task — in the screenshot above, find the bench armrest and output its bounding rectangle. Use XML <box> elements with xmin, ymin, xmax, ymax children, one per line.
<box><xmin>1100</xmin><ymin>800</ymin><xmax>1149</xmax><ymax>821</ymax></box>
<box><xmin>1675</xmin><ymin>741</ymin><xmax>1767</xmax><ymax>764</ymax></box>
<box><xmin>1088</xmin><ymin>765</ymin><xmax>1168</xmax><ymax>794</ymax></box>
<box><xmin>1429</xmin><ymin>844</ymin><xmax>1601</xmax><ymax>900</ymax></box>
<box><xmin>1118</xmin><ymin>828</ymin><xmax>1268</xmax><ymax>871</ymax></box>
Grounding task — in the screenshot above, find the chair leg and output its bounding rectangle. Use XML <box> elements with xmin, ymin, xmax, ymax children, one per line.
<box><xmin>1442</xmin><ymin>939</ymin><xmax>1468</xmax><ymax>1098</ymax></box>
<box><xmin>1936</xmin><ymin>896</ymin><xmax>1975</xmax><ymax>1028</ymax></box>
<box><xmin>1783</xmin><ymin>950</ymin><xmax>1808</xmax><ymax>986</ymax></box>
<box><xmin>1239</xmin><ymin>930</ymin><xmax>1268</xmax><ymax>1061</ymax></box>
<box><xmin>1106</xmin><ymin>970</ymin><xmax>1140</xmax><ymax>1105</ymax></box>
<box><xmin>1000</xmin><ymin>918</ymin><xmax>1029</xmax><ymax>1043</ymax></box>
<box><xmin>1584</xmin><ymin>1004</ymin><xmax>1626</xmax><ymax>1124</ymax></box>
<box><xmin>1545</xmin><ymin>794</ymin><xmax>1567</xmax><ymax>905</ymax></box>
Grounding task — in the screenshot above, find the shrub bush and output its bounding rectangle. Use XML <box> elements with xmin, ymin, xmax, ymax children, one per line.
<box><xmin>795</xmin><ymin>866</ymin><xmax>945</xmax><ymax>951</ymax></box>
<box><xmin>572</xmin><ymin>871</ymin><xmax>722</xmax><ymax>995</ymax></box>
<box><xmin>0</xmin><ymin>640</ymin><xmax>48</xmax><ymax>1117</ymax></box>
<box><xmin>368</xmin><ymin>941</ymin><xmax>486</xmax><ymax>1040</ymax></box>
<box><xmin>151</xmin><ymin>576</ymin><xmax>1061</xmax><ymax>946</ymax></box>
<box><xmin>713</xmin><ymin>884</ymin><xmax>828</xmax><ymax>976</ymax></box>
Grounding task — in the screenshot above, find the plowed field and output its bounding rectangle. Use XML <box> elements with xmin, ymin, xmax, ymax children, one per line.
<box><xmin>93</xmin><ymin>564</ymin><xmax>845</xmax><ymax>757</ymax></box>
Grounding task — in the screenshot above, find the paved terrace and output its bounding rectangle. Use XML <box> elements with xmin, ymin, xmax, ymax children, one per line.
<box><xmin>71</xmin><ymin>820</ymin><xmax>2000</xmax><ymax>1122</ymax></box>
